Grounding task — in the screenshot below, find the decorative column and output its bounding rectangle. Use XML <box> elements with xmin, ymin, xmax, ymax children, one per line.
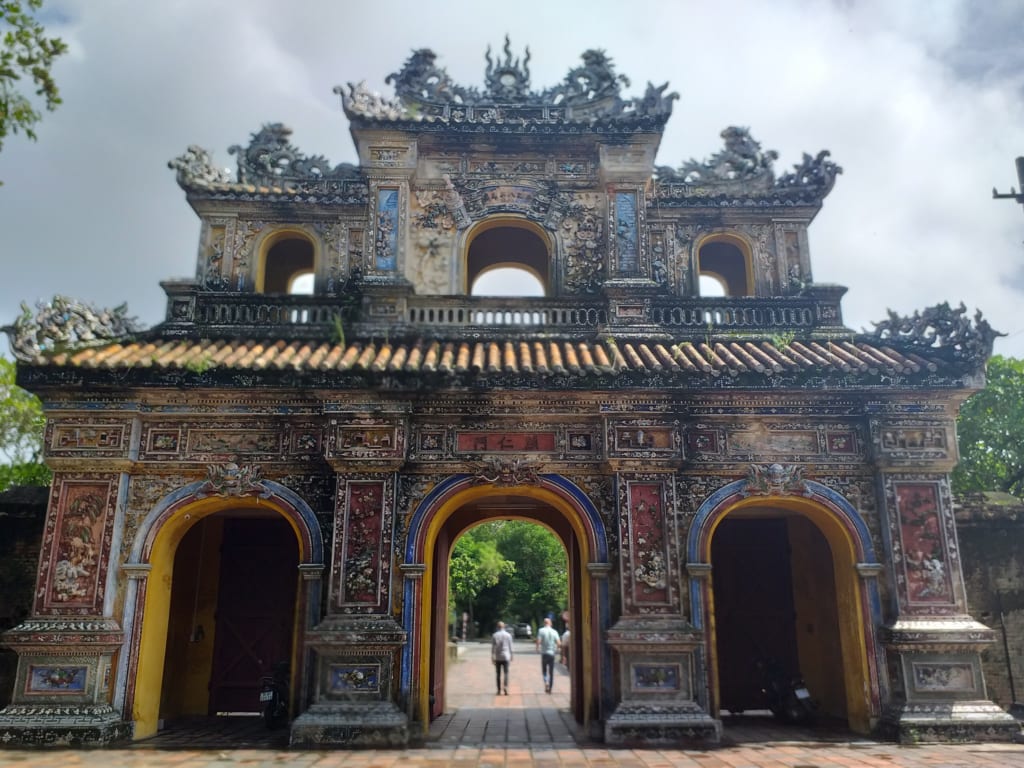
<box><xmin>0</xmin><ymin>473</ymin><xmax>129</xmax><ymax>746</ymax></box>
<box><xmin>349</xmin><ymin>122</ymin><xmax>417</xmax><ymax>333</ymax></box>
<box><xmin>870</xmin><ymin>407</ymin><xmax>1019</xmax><ymax>741</ymax></box>
<box><xmin>290</xmin><ymin>410</ymin><xmax>409</xmax><ymax>748</ymax></box>
<box><xmin>602</xmin><ymin>417</ymin><xmax>720</xmax><ymax>746</ymax></box>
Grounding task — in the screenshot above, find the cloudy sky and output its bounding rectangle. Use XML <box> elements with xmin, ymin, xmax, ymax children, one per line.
<box><xmin>2</xmin><ymin>0</ymin><xmax>1024</xmax><ymax>357</ymax></box>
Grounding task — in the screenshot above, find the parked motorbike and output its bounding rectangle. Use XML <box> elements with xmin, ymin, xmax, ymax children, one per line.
<box><xmin>258</xmin><ymin>661</ymin><xmax>289</xmax><ymax>729</ymax></box>
<box><xmin>757</xmin><ymin>656</ymin><xmax>816</xmax><ymax>724</ymax></box>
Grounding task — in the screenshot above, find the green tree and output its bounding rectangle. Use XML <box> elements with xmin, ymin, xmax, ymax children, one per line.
<box><xmin>493</xmin><ymin>522</ymin><xmax>567</xmax><ymax>627</ymax></box>
<box><xmin>1</xmin><ymin>0</ymin><xmax>67</xmax><ymax>164</ymax></box>
<box><xmin>449</xmin><ymin>530</ymin><xmax>515</xmax><ymax>635</ymax></box>
<box><xmin>0</xmin><ymin>356</ymin><xmax>50</xmax><ymax>491</ymax></box>
<box><xmin>448</xmin><ymin>521</ymin><xmax>568</xmax><ymax>636</ymax></box>
<box><xmin>953</xmin><ymin>355</ymin><xmax>1024</xmax><ymax>496</ymax></box>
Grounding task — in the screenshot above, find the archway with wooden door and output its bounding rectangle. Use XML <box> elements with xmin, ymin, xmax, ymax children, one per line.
<box><xmin>687</xmin><ymin>479</ymin><xmax>884</xmax><ymax>734</ymax></box>
<box><xmin>402</xmin><ymin>474</ymin><xmax>609</xmax><ymax>735</ymax></box>
<box><xmin>119</xmin><ymin>480</ymin><xmax>323</xmax><ymax>740</ymax></box>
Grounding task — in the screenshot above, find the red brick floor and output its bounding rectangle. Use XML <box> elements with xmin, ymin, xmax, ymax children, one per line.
<box><xmin>3</xmin><ymin>639</ymin><xmax>1024</xmax><ymax>765</ymax></box>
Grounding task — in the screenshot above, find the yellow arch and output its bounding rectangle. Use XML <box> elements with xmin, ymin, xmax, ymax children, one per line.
<box><xmin>132</xmin><ymin>496</ymin><xmax>306</xmax><ymax>740</ymax></box>
<box><xmin>462</xmin><ymin>216</ymin><xmax>553</xmax><ymax>295</ymax></box>
<box><xmin>416</xmin><ymin>483</ymin><xmax>594</xmax><ymax>730</ymax></box>
<box><xmin>701</xmin><ymin>495</ymin><xmax>873</xmax><ymax>734</ymax></box>
<box><xmin>694</xmin><ymin>231</ymin><xmax>756</xmax><ymax>297</ymax></box>
<box><xmin>254</xmin><ymin>227</ymin><xmax>321</xmax><ymax>293</ymax></box>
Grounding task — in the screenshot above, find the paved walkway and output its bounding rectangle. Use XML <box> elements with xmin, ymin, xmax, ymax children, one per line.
<box><xmin>428</xmin><ymin>639</ymin><xmax>578</xmax><ymax>745</ymax></box>
<box><xmin>4</xmin><ymin>640</ymin><xmax>1024</xmax><ymax>765</ymax></box>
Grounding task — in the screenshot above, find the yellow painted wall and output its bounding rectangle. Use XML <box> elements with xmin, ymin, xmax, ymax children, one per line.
<box><xmin>788</xmin><ymin>515</ymin><xmax>846</xmax><ymax>718</ymax></box>
<box><xmin>159</xmin><ymin>518</ymin><xmax>223</xmax><ymax>717</ymax></box>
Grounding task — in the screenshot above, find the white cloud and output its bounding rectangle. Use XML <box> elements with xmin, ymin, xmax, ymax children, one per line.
<box><xmin>1</xmin><ymin>0</ymin><xmax>1022</xmax><ymax>355</ymax></box>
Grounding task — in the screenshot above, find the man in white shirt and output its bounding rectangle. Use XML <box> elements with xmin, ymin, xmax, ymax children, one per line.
<box><xmin>536</xmin><ymin>617</ymin><xmax>561</xmax><ymax>693</ymax></box>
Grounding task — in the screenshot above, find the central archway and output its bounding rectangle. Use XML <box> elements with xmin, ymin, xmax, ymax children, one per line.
<box><xmin>404</xmin><ymin>474</ymin><xmax>609</xmax><ymax>734</ymax></box>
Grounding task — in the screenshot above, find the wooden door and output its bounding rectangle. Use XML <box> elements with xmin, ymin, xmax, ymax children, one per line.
<box><xmin>208</xmin><ymin>517</ymin><xmax>298</xmax><ymax>714</ymax></box>
<box><xmin>711</xmin><ymin>517</ymin><xmax>798</xmax><ymax>713</ymax></box>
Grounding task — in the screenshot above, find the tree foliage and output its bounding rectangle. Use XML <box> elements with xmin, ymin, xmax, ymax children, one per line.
<box><xmin>0</xmin><ymin>357</ymin><xmax>50</xmax><ymax>491</ymax></box>
<box><xmin>449</xmin><ymin>521</ymin><xmax>567</xmax><ymax>635</ymax></box>
<box><xmin>1</xmin><ymin>0</ymin><xmax>67</xmax><ymax>161</ymax></box>
<box><xmin>449</xmin><ymin>533</ymin><xmax>515</xmax><ymax>613</ymax></box>
<box><xmin>953</xmin><ymin>355</ymin><xmax>1024</xmax><ymax>497</ymax></box>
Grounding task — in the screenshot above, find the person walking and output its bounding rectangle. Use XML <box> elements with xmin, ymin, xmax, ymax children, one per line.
<box><xmin>536</xmin><ymin>617</ymin><xmax>561</xmax><ymax>693</ymax></box>
<box><xmin>560</xmin><ymin>624</ymin><xmax>570</xmax><ymax>666</ymax></box>
<box><xmin>491</xmin><ymin>621</ymin><xmax>514</xmax><ymax>695</ymax></box>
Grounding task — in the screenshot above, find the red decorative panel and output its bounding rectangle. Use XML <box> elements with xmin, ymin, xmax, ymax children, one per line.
<box><xmin>624</xmin><ymin>481</ymin><xmax>670</xmax><ymax>606</ymax></box>
<box><xmin>825</xmin><ymin>431</ymin><xmax>858</xmax><ymax>454</ymax></box>
<box><xmin>894</xmin><ymin>482</ymin><xmax>955</xmax><ymax>605</ymax></box>
<box><xmin>337</xmin><ymin>481</ymin><xmax>387</xmax><ymax>609</ymax></box>
<box><xmin>37</xmin><ymin>477</ymin><xmax>118</xmax><ymax>614</ymax></box>
<box><xmin>456</xmin><ymin>431</ymin><xmax>556</xmax><ymax>452</ymax></box>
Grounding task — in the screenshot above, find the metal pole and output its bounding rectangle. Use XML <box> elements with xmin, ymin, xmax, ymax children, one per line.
<box><xmin>997</xmin><ymin>592</ymin><xmax>1018</xmax><ymax>703</ymax></box>
<box><xmin>993</xmin><ymin>156</ymin><xmax>1024</xmax><ymax>211</ymax></box>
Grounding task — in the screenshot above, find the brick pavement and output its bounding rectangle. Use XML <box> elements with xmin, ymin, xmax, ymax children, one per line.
<box><xmin>3</xmin><ymin>640</ymin><xmax>1024</xmax><ymax>765</ymax></box>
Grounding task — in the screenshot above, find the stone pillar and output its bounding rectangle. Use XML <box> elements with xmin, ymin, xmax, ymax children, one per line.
<box><xmin>869</xmin><ymin>407</ymin><xmax>1019</xmax><ymax>741</ymax></box>
<box><xmin>0</xmin><ymin>473</ymin><xmax>129</xmax><ymax>746</ymax></box>
<box><xmin>291</xmin><ymin>418</ymin><xmax>410</xmax><ymax>747</ymax></box>
<box><xmin>602</xmin><ymin>460</ymin><xmax>719</xmax><ymax>746</ymax></box>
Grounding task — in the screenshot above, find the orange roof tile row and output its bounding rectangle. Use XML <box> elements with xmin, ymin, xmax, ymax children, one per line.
<box><xmin>39</xmin><ymin>337</ymin><xmax>942</xmax><ymax>379</ymax></box>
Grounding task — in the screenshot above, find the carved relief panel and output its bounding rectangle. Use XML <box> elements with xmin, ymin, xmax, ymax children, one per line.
<box><xmin>332</xmin><ymin>475</ymin><xmax>395</xmax><ymax>614</ymax></box>
<box><xmin>369</xmin><ymin>184</ymin><xmax>407</xmax><ymax>276</ymax></box>
<box><xmin>870</xmin><ymin>418</ymin><xmax>953</xmax><ymax>467</ymax></box>
<box><xmin>229</xmin><ymin>218</ymin><xmax>268</xmax><ymax>291</ymax></box>
<box><xmin>408</xmin><ymin>422</ymin><xmax>601</xmax><ymax>462</ymax></box>
<box><xmin>606</xmin><ymin>419</ymin><xmax>680</xmax><ymax>461</ymax></box>
<box><xmin>557</xmin><ymin>193</ymin><xmax>606</xmax><ymax>295</ymax></box>
<box><xmin>36</xmin><ymin>474</ymin><xmax>120</xmax><ymax>615</ymax></box>
<box><xmin>312</xmin><ymin>220</ymin><xmax>348</xmax><ymax>293</ymax></box>
<box><xmin>610</xmin><ymin>188</ymin><xmax>647</xmax><ymax>277</ymax></box>
<box><xmin>326</xmin><ymin>417</ymin><xmax>407</xmax><ymax>462</ymax></box>
<box><xmin>773</xmin><ymin>221</ymin><xmax>813</xmax><ymax>291</ymax></box>
<box><xmin>746</xmin><ymin>223</ymin><xmax>775</xmax><ymax>296</ymax></box>
<box><xmin>619</xmin><ymin>475</ymin><xmax>678</xmax><ymax>613</ymax></box>
<box><xmin>409</xmin><ymin>187</ymin><xmax>457</xmax><ymax>294</ymax></box>
<box><xmin>137</xmin><ymin>420</ymin><xmax>323</xmax><ymax>463</ymax></box>
<box><xmin>683</xmin><ymin>420</ymin><xmax>864</xmax><ymax>465</ymax></box>
<box><xmin>198</xmin><ymin>217</ymin><xmax>236</xmax><ymax>290</ymax></box>
<box><xmin>46</xmin><ymin>418</ymin><xmax>131</xmax><ymax>459</ymax></box>
<box><xmin>883</xmin><ymin>476</ymin><xmax>962</xmax><ymax>614</ymax></box>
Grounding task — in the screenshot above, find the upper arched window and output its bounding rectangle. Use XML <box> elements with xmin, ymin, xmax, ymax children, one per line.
<box><xmin>697</xmin><ymin>236</ymin><xmax>753</xmax><ymax>297</ymax></box>
<box><xmin>259</xmin><ymin>234</ymin><xmax>315</xmax><ymax>294</ymax></box>
<box><xmin>465</xmin><ymin>220</ymin><xmax>550</xmax><ymax>297</ymax></box>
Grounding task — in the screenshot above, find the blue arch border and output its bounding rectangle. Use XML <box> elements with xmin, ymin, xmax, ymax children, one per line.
<box><xmin>686</xmin><ymin>479</ymin><xmax>881</xmax><ymax>630</ymax></box>
<box><xmin>401</xmin><ymin>473</ymin><xmax>610</xmax><ymax>704</ymax></box>
<box><xmin>128</xmin><ymin>479</ymin><xmax>324</xmax><ymax>565</ymax></box>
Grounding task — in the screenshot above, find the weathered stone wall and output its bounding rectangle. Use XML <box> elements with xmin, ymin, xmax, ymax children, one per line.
<box><xmin>955</xmin><ymin>492</ymin><xmax>1024</xmax><ymax>710</ymax></box>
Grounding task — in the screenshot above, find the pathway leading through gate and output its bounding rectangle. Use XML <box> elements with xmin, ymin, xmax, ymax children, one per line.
<box><xmin>427</xmin><ymin>638</ymin><xmax>582</xmax><ymax>745</ymax></box>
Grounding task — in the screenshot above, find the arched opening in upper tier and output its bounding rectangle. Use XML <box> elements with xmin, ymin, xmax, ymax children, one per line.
<box><xmin>259</xmin><ymin>232</ymin><xmax>316</xmax><ymax>294</ymax></box>
<box><xmin>697</xmin><ymin>234</ymin><xmax>753</xmax><ymax>297</ymax></box>
<box><xmin>465</xmin><ymin>218</ymin><xmax>551</xmax><ymax>296</ymax></box>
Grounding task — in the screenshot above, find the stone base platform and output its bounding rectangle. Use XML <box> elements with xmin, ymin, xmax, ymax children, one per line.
<box><xmin>604</xmin><ymin>704</ymin><xmax>722</xmax><ymax>747</ymax></box>
<box><xmin>0</xmin><ymin>704</ymin><xmax>132</xmax><ymax>747</ymax></box>
<box><xmin>880</xmin><ymin>700</ymin><xmax>1022</xmax><ymax>744</ymax></box>
<box><xmin>289</xmin><ymin>701</ymin><xmax>408</xmax><ymax>748</ymax></box>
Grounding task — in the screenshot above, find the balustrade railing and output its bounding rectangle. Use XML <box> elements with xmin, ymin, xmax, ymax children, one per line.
<box><xmin>165</xmin><ymin>285</ymin><xmax>844</xmax><ymax>340</ymax></box>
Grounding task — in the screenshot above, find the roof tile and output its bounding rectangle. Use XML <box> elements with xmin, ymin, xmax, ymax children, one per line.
<box><xmin>24</xmin><ymin>335</ymin><xmax>955</xmax><ymax>384</ymax></box>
